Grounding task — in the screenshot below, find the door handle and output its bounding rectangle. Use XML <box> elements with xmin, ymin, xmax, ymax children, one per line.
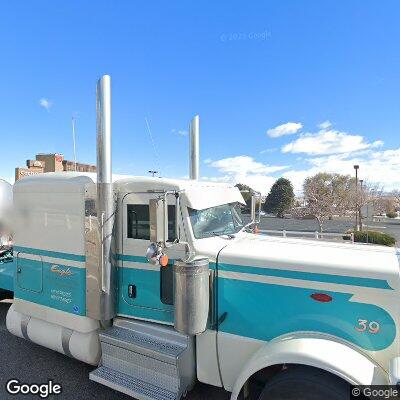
<box><xmin>128</xmin><ymin>284</ymin><xmax>136</xmax><ymax>299</ymax></box>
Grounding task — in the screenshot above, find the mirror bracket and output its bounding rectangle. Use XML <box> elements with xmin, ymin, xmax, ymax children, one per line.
<box><xmin>147</xmin><ymin>191</ymin><xmax>183</xmax><ymax>265</ymax></box>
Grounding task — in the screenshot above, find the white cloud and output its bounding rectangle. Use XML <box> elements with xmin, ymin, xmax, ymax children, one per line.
<box><xmin>267</xmin><ymin>122</ymin><xmax>302</xmax><ymax>138</ymax></box>
<box><xmin>210</xmin><ymin>156</ymin><xmax>288</xmax><ymax>175</ymax></box>
<box><xmin>39</xmin><ymin>98</ymin><xmax>52</xmax><ymax>111</ymax></box>
<box><xmin>318</xmin><ymin>120</ymin><xmax>332</xmax><ymax>130</ymax></box>
<box><xmin>172</xmin><ymin>128</ymin><xmax>188</xmax><ymax>136</ymax></box>
<box><xmin>236</xmin><ymin>175</ymin><xmax>277</xmax><ymax>195</ymax></box>
<box><xmin>207</xmin><ymin>155</ymin><xmax>288</xmax><ymax>194</ymax></box>
<box><xmin>203</xmin><ymin>158</ymin><xmax>212</xmax><ymax>164</ymax></box>
<box><xmin>260</xmin><ymin>148</ymin><xmax>278</xmax><ymax>154</ymax></box>
<box><xmin>200</xmin><ymin>175</ymin><xmax>232</xmax><ymax>183</ymax></box>
<box><xmin>283</xmin><ymin>148</ymin><xmax>400</xmax><ymax>193</ymax></box>
<box><xmin>202</xmin><ymin>121</ymin><xmax>400</xmax><ymax>195</ymax></box>
<box><xmin>204</xmin><ymin>146</ymin><xmax>400</xmax><ymax>195</ymax></box>
<box><xmin>282</xmin><ymin>129</ymin><xmax>383</xmax><ymax>155</ymax></box>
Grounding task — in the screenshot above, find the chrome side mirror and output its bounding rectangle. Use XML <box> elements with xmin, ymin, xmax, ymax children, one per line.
<box><xmin>149</xmin><ymin>198</ymin><xmax>168</xmax><ymax>244</ymax></box>
<box><xmin>145</xmin><ymin>242</ymin><xmax>169</xmax><ymax>267</ymax></box>
<box><xmin>147</xmin><ymin>197</ymin><xmax>169</xmax><ymax>267</ymax></box>
<box><xmin>240</xmin><ymin>189</ymin><xmax>262</xmax><ymax>232</ymax></box>
<box><xmin>146</xmin><ymin>243</ymin><xmax>158</xmax><ymax>265</ymax></box>
<box><xmin>146</xmin><ymin>191</ymin><xmax>182</xmax><ymax>266</ymax></box>
<box><xmin>250</xmin><ymin>190</ymin><xmax>262</xmax><ymax>224</ymax></box>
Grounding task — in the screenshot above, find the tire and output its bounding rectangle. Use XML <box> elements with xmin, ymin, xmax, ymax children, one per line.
<box><xmin>258</xmin><ymin>366</ymin><xmax>350</xmax><ymax>400</ymax></box>
<box><xmin>0</xmin><ymin>289</ymin><xmax>13</xmax><ymax>301</ymax></box>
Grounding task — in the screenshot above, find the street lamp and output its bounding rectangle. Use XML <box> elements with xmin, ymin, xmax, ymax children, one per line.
<box><xmin>148</xmin><ymin>170</ymin><xmax>158</xmax><ymax>177</ymax></box>
<box><xmin>354</xmin><ymin>165</ymin><xmax>359</xmax><ymax>231</ymax></box>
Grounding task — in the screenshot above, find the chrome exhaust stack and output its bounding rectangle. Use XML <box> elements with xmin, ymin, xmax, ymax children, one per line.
<box><xmin>96</xmin><ymin>75</ymin><xmax>115</xmax><ymax>321</ymax></box>
<box><xmin>189</xmin><ymin>115</ymin><xmax>200</xmax><ymax>180</ymax></box>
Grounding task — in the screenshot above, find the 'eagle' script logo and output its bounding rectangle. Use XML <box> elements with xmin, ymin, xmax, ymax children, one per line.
<box><xmin>51</xmin><ymin>265</ymin><xmax>74</xmax><ymax>277</ymax></box>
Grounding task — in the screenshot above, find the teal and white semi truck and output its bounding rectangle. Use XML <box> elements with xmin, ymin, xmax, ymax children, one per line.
<box><xmin>1</xmin><ymin>75</ymin><xmax>400</xmax><ymax>400</ymax></box>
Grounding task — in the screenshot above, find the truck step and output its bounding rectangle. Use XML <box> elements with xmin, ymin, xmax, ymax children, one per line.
<box><xmin>101</xmin><ymin>342</ymin><xmax>180</xmax><ymax>392</ymax></box>
<box><xmin>90</xmin><ymin>366</ymin><xmax>178</xmax><ymax>400</ymax></box>
<box><xmin>100</xmin><ymin>319</ymin><xmax>187</xmax><ymax>363</ymax></box>
<box><xmin>90</xmin><ymin>318</ymin><xmax>195</xmax><ymax>399</ymax></box>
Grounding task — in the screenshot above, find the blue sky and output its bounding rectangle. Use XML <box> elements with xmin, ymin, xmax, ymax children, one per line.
<box><xmin>1</xmin><ymin>1</ymin><xmax>400</xmax><ymax>193</ymax></box>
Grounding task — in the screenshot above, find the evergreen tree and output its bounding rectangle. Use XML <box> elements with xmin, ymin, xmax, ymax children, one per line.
<box><xmin>263</xmin><ymin>178</ymin><xmax>294</xmax><ymax>217</ymax></box>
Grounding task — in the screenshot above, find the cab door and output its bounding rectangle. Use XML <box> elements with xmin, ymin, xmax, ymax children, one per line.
<box><xmin>119</xmin><ymin>192</ymin><xmax>184</xmax><ymax>323</ymax></box>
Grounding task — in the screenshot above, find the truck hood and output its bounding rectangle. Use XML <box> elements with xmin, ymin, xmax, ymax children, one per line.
<box><xmin>216</xmin><ymin>233</ymin><xmax>400</xmax><ymax>291</ymax></box>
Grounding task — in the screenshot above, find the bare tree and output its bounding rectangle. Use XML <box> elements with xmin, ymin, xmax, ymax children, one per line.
<box><xmin>360</xmin><ymin>183</ymin><xmax>383</xmax><ymax>213</ymax></box>
<box><xmin>391</xmin><ymin>189</ymin><xmax>400</xmax><ymax>211</ymax></box>
<box><xmin>294</xmin><ymin>173</ymin><xmax>354</xmax><ymax>232</ymax></box>
<box><xmin>359</xmin><ymin>183</ymin><xmax>398</xmax><ymax>217</ymax></box>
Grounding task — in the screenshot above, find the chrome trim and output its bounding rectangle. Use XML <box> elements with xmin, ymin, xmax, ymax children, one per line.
<box><xmin>96</xmin><ymin>75</ymin><xmax>115</xmax><ymax>321</ymax></box>
<box><xmin>20</xmin><ymin>314</ymin><xmax>31</xmax><ymax>341</ymax></box>
<box><xmin>189</xmin><ymin>115</ymin><xmax>199</xmax><ymax>180</ymax></box>
<box><xmin>61</xmin><ymin>327</ymin><xmax>74</xmax><ymax>357</ymax></box>
<box><xmin>84</xmin><ymin>188</ymin><xmax>102</xmax><ymax>320</ymax></box>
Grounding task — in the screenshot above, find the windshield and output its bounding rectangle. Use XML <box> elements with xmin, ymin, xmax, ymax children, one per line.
<box><xmin>188</xmin><ymin>202</ymin><xmax>244</xmax><ymax>238</ymax></box>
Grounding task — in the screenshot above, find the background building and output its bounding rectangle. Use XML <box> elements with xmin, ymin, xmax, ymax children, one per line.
<box><xmin>15</xmin><ymin>154</ymin><xmax>96</xmax><ymax>181</ymax></box>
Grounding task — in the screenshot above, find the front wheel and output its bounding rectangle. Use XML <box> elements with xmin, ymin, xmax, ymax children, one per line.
<box><xmin>258</xmin><ymin>366</ymin><xmax>350</xmax><ymax>400</ymax></box>
<box><xmin>0</xmin><ymin>289</ymin><xmax>13</xmax><ymax>301</ymax></box>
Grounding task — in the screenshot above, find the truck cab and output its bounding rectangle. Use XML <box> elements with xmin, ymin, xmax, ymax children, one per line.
<box><xmin>114</xmin><ymin>176</ymin><xmax>245</xmax><ymax>325</ymax></box>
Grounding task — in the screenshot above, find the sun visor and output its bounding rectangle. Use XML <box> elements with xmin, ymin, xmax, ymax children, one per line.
<box><xmin>181</xmin><ymin>186</ymin><xmax>245</xmax><ymax>210</ymax></box>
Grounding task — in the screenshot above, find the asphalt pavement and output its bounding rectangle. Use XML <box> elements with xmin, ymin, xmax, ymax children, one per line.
<box><xmin>255</xmin><ymin>216</ymin><xmax>400</xmax><ymax>243</ymax></box>
<box><xmin>0</xmin><ymin>302</ymin><xmax>229</xmax><ymax>400</ymax></box>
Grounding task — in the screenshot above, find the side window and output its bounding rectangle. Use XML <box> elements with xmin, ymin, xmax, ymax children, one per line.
<box><xmin>127</xmin><ymin>204</ymin><xmax>150</xmax><ymax>240</ymax></box>
<box><xmin>127</xmin><ymin>204</ymin><xmax>176</xmax><ymax>241</ymax></box>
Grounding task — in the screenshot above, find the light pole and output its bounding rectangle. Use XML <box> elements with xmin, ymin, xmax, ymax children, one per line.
<box><xmin>148</xmin><ymin>170</ymin><xmax>158</xmax><ymax>177</ymax></box>
<box><xmin>354</xmin><ymin>165</ymin><xmax>359</xmax><ymax>231</ymax></box>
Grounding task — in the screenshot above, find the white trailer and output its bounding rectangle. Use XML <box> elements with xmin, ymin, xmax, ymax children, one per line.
<box><xmin>2</xmin><ymin>75</ymin><xmax>400</xmax><ymax>400</ymax></box>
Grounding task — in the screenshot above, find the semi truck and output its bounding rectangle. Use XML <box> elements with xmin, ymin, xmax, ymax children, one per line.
<box><xmin>1</xmin><ymin>75</ymin><xmax>400</xmax><ymax>400</ymax></box>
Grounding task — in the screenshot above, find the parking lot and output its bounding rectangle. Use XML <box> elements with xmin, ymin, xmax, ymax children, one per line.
<box><xmin>254</xmin><ymin>216</ymin><xmax>400</xmax><ymax>243</ymax></box>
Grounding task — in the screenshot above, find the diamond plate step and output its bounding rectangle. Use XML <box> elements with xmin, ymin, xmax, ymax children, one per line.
<box><xmin>101</xmin><ymin>342</ymin><xmax>180</xmax><ymax>393</ymax></box>
<box><xmin>100</xmin><ymin>319</ymin><xmax>188</xmax><ymax>364</ymax></box>
<box><xmin>90</xmin><ymin>366</ymin><xmax>178</xmax><ymax>400</ymax></box>
<box><xmin>90</xmin><ymin>318</ymin><xmax>195</xmax><ymax>399</ymax></box>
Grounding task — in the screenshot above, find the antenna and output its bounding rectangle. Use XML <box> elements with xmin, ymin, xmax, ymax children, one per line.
<box><xmin>72</xmin><ymin>116</ymin><xmax>77</xmax><ymax>171</ymax></box>
<box><xmin>145</xmin><ymin>117</ymin><xmax>161</xmax><ymax>176</ymax></box>
<box><xmin>148</xmin><ymin>170</ymin><xmax>158</xmax><ymax>177</ymax></box>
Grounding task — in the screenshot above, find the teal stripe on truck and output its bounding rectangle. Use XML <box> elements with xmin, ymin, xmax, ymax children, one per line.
<box><xmin>13</xmin><ymin>246</ymin><xmax>86</xmax><ymax>263</ymax></box>
<box><xmin>218</xmin><ymin>262</ymin><xmax>394</xmax><ymax>290</ymax></box>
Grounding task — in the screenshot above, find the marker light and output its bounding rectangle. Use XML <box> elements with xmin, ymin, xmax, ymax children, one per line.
<box><xmin>159</xmin><ymin>255</ymin><xmax>169</xmax><ymax>267</ymax></box>
<box><xmin>310</xmin><ymin>293</ymin><xmax>332</xmax><ymax>303</ymax></box>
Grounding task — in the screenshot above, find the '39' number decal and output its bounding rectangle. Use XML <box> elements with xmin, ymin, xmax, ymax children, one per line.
<box><xmin>355</xmin><ymin>319</ymin><xmax>380</xmax><ymax>334</ymax></box>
